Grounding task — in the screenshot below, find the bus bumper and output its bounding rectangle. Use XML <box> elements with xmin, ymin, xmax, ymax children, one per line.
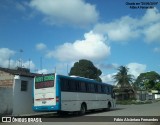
<box><xmin>33</xmin><ymin>105</ymin><xmax>60</xmax><ymax>112</ymax></box>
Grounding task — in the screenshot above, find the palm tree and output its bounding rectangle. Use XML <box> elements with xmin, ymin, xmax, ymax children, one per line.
<box><xmin>113</xmin><ymin>66</ymin><xmax>134</xmax><ymax>100</ymax></box>
<box><xmin>113</xmin><ymin>66</ymin><xmax>133</xmax><ymax>88</ymax></box>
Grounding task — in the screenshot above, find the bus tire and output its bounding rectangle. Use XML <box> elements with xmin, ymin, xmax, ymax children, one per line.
<box><xmin>57</xmin><ymin>111</ymin><xmax>68</xmax><ymax>116</ymax></box>
<box><xmin>107</xmin><ymin>102</ymin><xmax>111</xmax><ymax>111</ymax></box>
<box><xmin>57</xmin><ymin>111</ymin><xmax>63</xmax><ymax>116</ymax></box>
<box><xmin>80</xmin><ymin>103</ymin><xmax>86</xmax><ymax>115</ymax></box>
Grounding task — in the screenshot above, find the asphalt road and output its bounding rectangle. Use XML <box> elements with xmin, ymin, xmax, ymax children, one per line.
<box><xmin>86</xmin><ymin>100</ymin><xmax>160</xmax><ymax>116</ymax></box>
<box><xmin>2</xmin><ymin>101</ymin><xmax>160</xmax><ymax>125</ymax></box>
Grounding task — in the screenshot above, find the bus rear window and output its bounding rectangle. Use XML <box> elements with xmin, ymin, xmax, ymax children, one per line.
<box><xmin>35</xmin><ymin>74</ymin><xmax>54</xmax><ymax>89</ymax></box>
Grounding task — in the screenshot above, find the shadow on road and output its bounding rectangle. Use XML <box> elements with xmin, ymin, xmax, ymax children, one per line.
<box><xmin>37</xmin><ymin>107</ymin><xmax>125</xmax><ymax>118</ymax></box>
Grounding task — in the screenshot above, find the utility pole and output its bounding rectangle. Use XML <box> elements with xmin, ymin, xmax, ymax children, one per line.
<box><xmin>67</xmin><ymin>64</ymin><xmax>69</xmax><ymax>75</ymax></box>
<box><xmin>40</xmin><ymin>56</ymin><xmax>43</xmax><ymax>71</ymax></box>
<box><xmin>8</xmin><ymin>57</ymin><xmax>11</xmax><ymax>69</ymax></box>
<box><xmin>54</xmin><ymin>67</ymin><xmax>56</xmax><ymax>73</ymax></box>
<box><xmin>29</xmin><ymin>58</ymin><xmax>31</xmax><ymax>70</ymax></box>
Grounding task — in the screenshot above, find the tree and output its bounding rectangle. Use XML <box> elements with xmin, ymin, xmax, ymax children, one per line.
<box><xmin>113</xmin><ymin>66</ymin><xmax>134</xmax><ymax>100</ymax></box>
<box><xmin>155</xmin><ymin>82</ymin><xmax>160</xmax><ymax>90</ymax></box>
<box><xmin>113</xmin><ymin>66</ymin><xmax>134</xmax><ymax>88</ymax></box>
<box><xmin>69</xmin><ymin>59</ymin><xmax>102</xmax><ymax>82</ymax></box>
<box><xmin>134</xmin><ymin>71</ymin><xmax>160</xmax><ymax>91</ymax></box>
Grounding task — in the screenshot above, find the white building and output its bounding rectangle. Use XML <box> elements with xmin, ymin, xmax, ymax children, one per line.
<box><xmin>151</xmin><ymin>90</ymin><xmax>160</xmax><ymax>100</ymax></box>
<box><xmin>0</xmin><ymin>67</ymin><xmax>39</xmax><ymax>116</ymax></box>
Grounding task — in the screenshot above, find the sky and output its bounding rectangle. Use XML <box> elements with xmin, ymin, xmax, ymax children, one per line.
<box><xmin>0</xmin><ymin>0</ymin><xmax>160</xmax><ymax>84</ymax></box>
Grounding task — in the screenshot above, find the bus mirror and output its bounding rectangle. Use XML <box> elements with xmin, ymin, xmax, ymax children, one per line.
<box><xmin>112</xmin><ymin>92</ymin><xmax>116</xmax><ymax>99</ymax></box>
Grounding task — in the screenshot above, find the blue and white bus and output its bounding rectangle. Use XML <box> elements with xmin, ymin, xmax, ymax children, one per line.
<box><xmin>33</xmin><ymin>73</ymin><xmax>116</xmax><ymax>114</ymax></box>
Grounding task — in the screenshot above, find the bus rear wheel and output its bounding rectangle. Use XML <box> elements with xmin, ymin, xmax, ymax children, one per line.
<box><xmin>80</xmin><ymin>103</ymin><xmax>86</xmax><ymax>115</ymax></box>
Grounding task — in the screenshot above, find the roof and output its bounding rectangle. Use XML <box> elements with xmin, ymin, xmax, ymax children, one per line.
<box><xmin>57</xmin><ymin>74</ymin><xmax>113</xmax><ymax>86</ymax></box>
<box><xmin>0</xmin><ymin>67</ymin><xmax>40</xmax><ymax>78</ymax></box>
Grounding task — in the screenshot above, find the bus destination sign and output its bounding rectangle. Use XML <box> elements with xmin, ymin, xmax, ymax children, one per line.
<box><xmin>35</xmin><ymin>74</ymin><xmax>55</xmax><ymax>89</ymax></box>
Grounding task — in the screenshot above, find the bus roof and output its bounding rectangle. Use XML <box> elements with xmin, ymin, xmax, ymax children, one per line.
<box><xmin>56</xmin><ymin>74</ymin><xmax>113</xmax><ymax>87</ymax></box>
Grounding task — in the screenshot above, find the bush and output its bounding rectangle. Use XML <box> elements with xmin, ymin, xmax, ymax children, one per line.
<box><xmin>116</xmin><ymin>100</ymin><xmax>133</xmax><ymax>105</ymax></box>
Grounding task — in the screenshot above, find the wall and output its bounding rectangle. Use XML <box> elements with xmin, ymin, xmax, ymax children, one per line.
<box><xmin>155</xmin><ymin>94</ymin><xmax>160</xmax><ymax>99</ymax></box>
<box><xmin>0</xmin><ymin>71</ymin><xmax>14</xmax><ymax>116</ymax></box>
<box><xmin>0</xmin><ymin>87</ymin><xmax>13</xmax><ymax>116</ymax></box>
<box><xmin>136</xmin><ymin>91</ymin><xmax>148</xmax><ymax>101</ymax></box>
<box><xmin>12</xmin><ymin>75</ymin><xmax>36</xmax><ymax>115</ymax></box>
<box><xmin>0</xmin><ymin>71</ymin><xmax>14</xmax><ymax>87</ymax></box>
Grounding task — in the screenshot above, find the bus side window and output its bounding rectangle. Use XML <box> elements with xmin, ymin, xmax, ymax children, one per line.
<box><xmin>108</xmin><ymin>87</ymin><xmax>111</xmax><ymax>94</ymax></box>
<box><xmin>80</xmin><ymin>82</ymin><xmax>86</xmax><ymax>92</ymax></box>
<box><xmin>85</xmin><ymin>82</ymin><xmax>89</xmax><ymax>92</ymax></box>
<box><xmin>97</xmin><ymin>84</ymin><xmax>101</xmax><ymax>93</ymax></box>
<box><xmin>76</xmin><ymin>81</ymin><xmax>80</xmax><ymax>92</ymax></box>
<box><xmin>90</xmin><ymin>83</ymin><xmax>95</xmax><ymax>93</ymax></box>
<box><xmin>68</xmin><ymin>80</ymin><xmax>76</xmax><ymax>92</ymax></box>
<box><xmin>108</xmin><ymin>86</ymin><xmax>112</xmax><ymax>94</ymax></box>
<box><xmin>86</xmin><ymin>83</ymin><xmax>91</xmax><ymax>92</ymax></box>
<box><xmin>101</xmin><ymin>85</ymin><xmax>105</xmax><ymax>93</ymax></box>
<box><xmin>60</xmin><ymin>78</ymin><xmax>69</xmax><ymax>91</ymax></box>
<box><xmin>105</xmin><ymin>86</ymin><xmax>109</xmax><ymax>94</ymax></box>
<box><xmin>95</xmin><ymin>84</ymin><xmax>98</xmax><ymax>93</ymax></box>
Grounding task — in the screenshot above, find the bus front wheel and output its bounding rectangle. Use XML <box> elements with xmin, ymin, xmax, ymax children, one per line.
<box><xmin>80</xmin><ymin>103</ymin><xmax>86</xmax><ymax>115</ymax></box>
<box><xmin>107</xmin><ymin>102</ymin><xmax>111</xmax><ymax>111</ymax></box>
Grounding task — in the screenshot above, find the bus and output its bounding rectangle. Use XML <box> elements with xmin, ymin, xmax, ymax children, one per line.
<box><xmin>33</xmin><ymin>73</ymin><xmax>116</xmax><ymax>115</ymax></box>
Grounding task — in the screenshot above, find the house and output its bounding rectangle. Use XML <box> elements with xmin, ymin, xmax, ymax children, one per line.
<box><xmin>135</xmin><ymin>90</ymin><xmax>149</xmax><ymax>101</ymax></box>
<box><xmin>134</xmin><ymin>90</ymin><xmax>160</xmax><ymax>101</ymax></box>
<box><xmin>113</xmin><ymin>86</ymin><xmax>135</xmax><ymax>100</ymax></box>
<box><xmin>0</xmin><ymin>67</ymin><xmax>39</xmax><ymax>116</ymax></box>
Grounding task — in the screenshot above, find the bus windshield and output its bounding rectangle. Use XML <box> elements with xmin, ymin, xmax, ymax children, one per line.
<box><xmin>35</xmin><ymin>74</ymin><xmax>55</xmax><ymax>89</ymax></box>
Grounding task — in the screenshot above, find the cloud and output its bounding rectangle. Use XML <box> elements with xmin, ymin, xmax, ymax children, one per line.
<box><xmin>46</xmin><ymin>31</ymin><xmax>110</xmax><ymax>62</ymax></box>
<box><xmin>93</xmin><ymin>8</ymin><xmax>160</xmax><ymax>43</ymax></box>
<box><xmin>36</xmin><ymin>43</ymin><xmax>47</xmax><ymax>51</ymax></box>
<box><xmin>23</xmin><ymin>60</ymin><xmax>35</xmax><ymax>70</ymax></box>
<box><xmin>15</xmin><ymin>2</ymin><xmax>26</xmax><ymax>11</ymax></box>
<box><xmin>100</xmin><ymin>73</ymin><xmax>116</xmax><ymax>85</ymax></box>
<box><xmin>29</xmin><ymin>0</ymin><xmax>99</xmax><ymax>27</ymax></box>
<box><xmin>140</xmin><ymin>7</ymin><xmax>160</xmax><ymax>26</ymax></box>
<box><xmin>144</xmin><ymin>23</ymin><xmax>160</xmax><ymax>43</ymax></box>
<box><xmin>94</xmin><ymin>16</ymin><xmax>139</xmax><ymax>42</ymax></box>
<box><xmin>0</xmin><ymin>48</ymin><xmax>16</xmax><ymax>68</ymax></box>
<box><xmin>98</xmin><ymin>63</ymin><xmax>119</xmax><ymax>70</ymax></box>
<box><xmin>37</xmin><ymin>69</ymin><xmax>48</xmax><ymax>74</ymax></box>
<box><xmin>101</xmin><ymin>62</ymin><xmax>146</xmax><ymax>84</ymax></box>
<box><xmin>127</xmin><ymin>63</ymin><xmax>146</xmax><ymax>78</ymax></box>
<box><xmin>154</xmin><ymin>47</ymin><xmax>160</xmax><ymax>52</ymax></box>
<box><xmin>0</xmin><ymin>48</ymin><xmax>15</xmax><ymax>60</ymax></box>
<box><xmin>0</xmin><ymin>48</ymin><xmax>36</xmax><ymax>70</ymax></box>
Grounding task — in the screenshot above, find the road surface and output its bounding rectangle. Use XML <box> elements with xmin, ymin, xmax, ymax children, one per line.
<box><xmin>2</xmin><ymin>101</ymin><xmax>160</xmax><ymax>125</ymax></box>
